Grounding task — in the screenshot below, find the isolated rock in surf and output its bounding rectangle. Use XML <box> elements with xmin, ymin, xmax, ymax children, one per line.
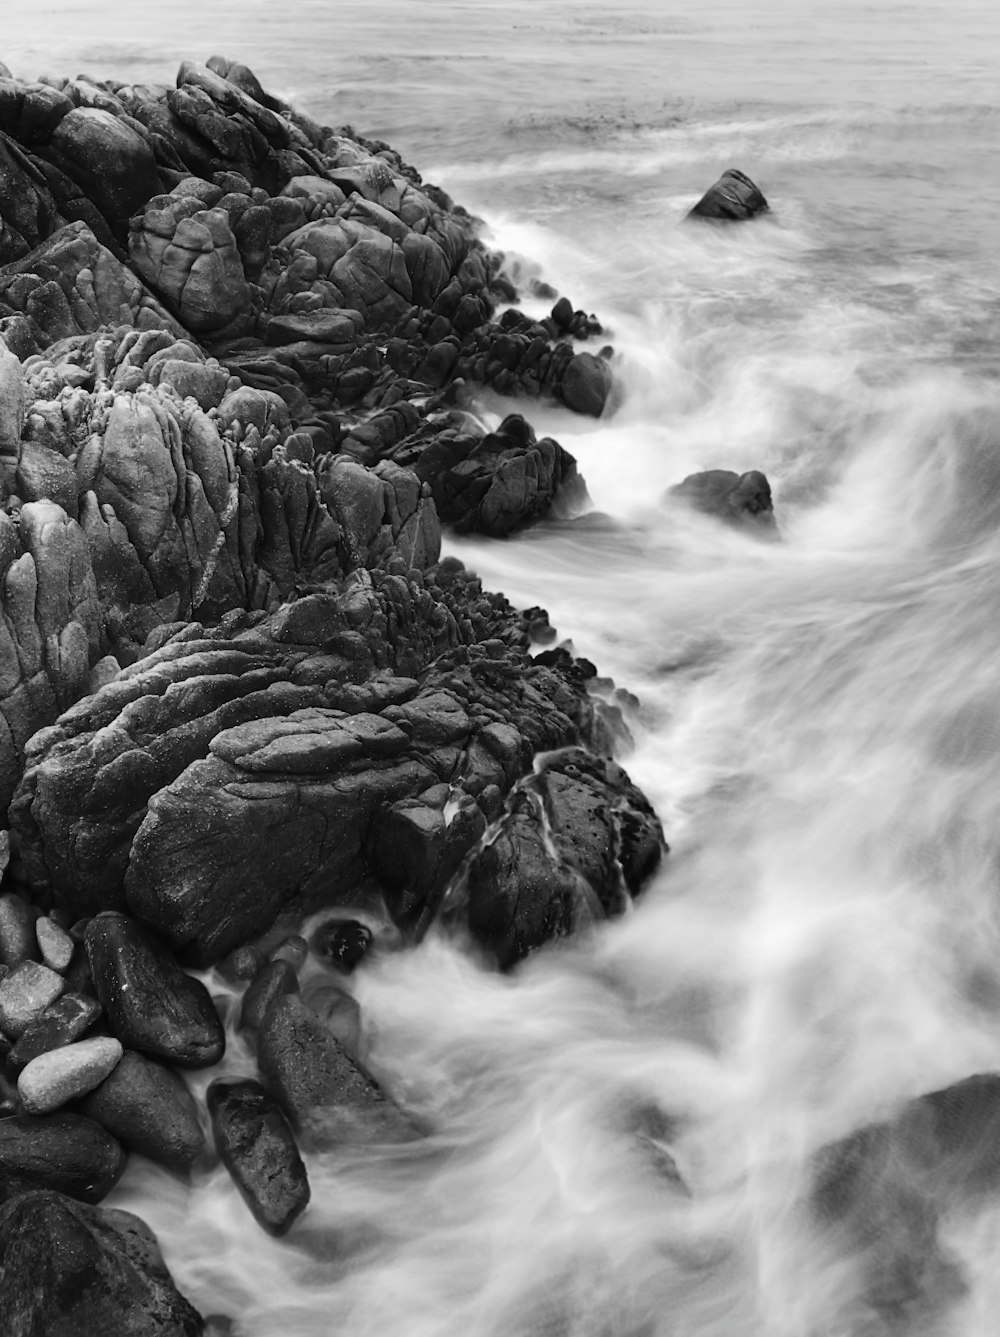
<box><xmin>669</xmin><ymin>468</ymin><xmax>777</xmax><ymax>532</ymax></box>
<box><xmin>687</xmin><ymin>168</ymin><xmax>769</xmax><ymax>221</ymax></box>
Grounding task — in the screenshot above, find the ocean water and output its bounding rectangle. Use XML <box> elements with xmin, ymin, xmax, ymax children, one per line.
<box><xmin>6</xmin><ymin>3</ymin><xmax>1000</xmax><ymax>1334</ymax></box>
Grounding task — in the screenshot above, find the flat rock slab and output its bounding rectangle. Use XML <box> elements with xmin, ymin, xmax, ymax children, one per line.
<box><xmin>0</xmin><ymin>959</ymin><xmax>66</xmax><ymax>1037</ymax></box>
<box><xmin>81</xmin><ymin>1049</ymin><xmax>207</xmax><ymax>1175</ymax></box>
<box><xmin>208</xmin><ymin>1078</ymin><xmax>310</xmax><ymax>1235</ymax></box>
<box><xmin>85</xmin><ymin>912</ymin><xmax>225</xmax><ymax>1068</ymax></box>
<box><xmin>18</xmin><ymin>1035</ymin><xmax>124</xmax><ymax>1115</ymax></box>
<box><xmin>0</xmin><ymin>1111</ymin><xmax>126</xmax><ymax>1204</ymax></box>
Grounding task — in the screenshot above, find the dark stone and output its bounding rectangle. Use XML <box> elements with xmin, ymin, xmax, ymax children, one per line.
<box><xmin>257</xmin><ymin>993</ymin><xmax>416</xmax><ymax>1147</ymax></box>
<box><xmin>85</xmin><ymin>913</ymin><xmax>225</xmax><ymax>1068</ymax></box>
<box><xmin>46</xmin><ymin>107</ymin><xmax>164</xmax><ymax>237</ymax></box>
<box><xmin>669</xmin><ymin>468</ymin><xmax>776</xmax><ymax>531</ymax></box>
<box><xmin>207</xmin><ymin>1078</ymin><xmax>310</xmax><ymax>1235</ymax></box>
<box><xmin>311</xmin><ymin>919</ymin><xmax>373</xmax><ymax>974</ymax></box>
<box><xmin>239</xmin><ymin>958</ymin><xmax>299</xmax><ymax>1032</ymax></box>
<box><xmin>79</xmin><ymin>1050</ymin><xmax>207</xmax><ymax>1176</ymax></box>
<box><xmin>0</xmin><ymin>1112</ymin><xmax>126</xmax><ymax>1204</ymax></box>
<box><xmin>269</xmin><ymin>935</ymin><xmax>308</xmax><ymax>969</ymax></box>
<box><xmin>8</xmin><ymin>992</ymin><xmax>102</xmax><ymax>1072</ymax></box>
<box><xmin>559</xmin><ymin>351</ymin><xmax>612</xmax><ymax>418</ymax></box>
<box><xmin>0</xmin><ymin>1189</ymin><xmax>204</xmax><ymax>1336</ymax></box>
<box><xmin>687</xmin><ymin>168</ymin><xmax>768</xmax><ymax>222</ymax></box>
<box><xmin>0</xmin><ymin>893</ymin><xmax>39</xmax><ymax>968</ymax></box>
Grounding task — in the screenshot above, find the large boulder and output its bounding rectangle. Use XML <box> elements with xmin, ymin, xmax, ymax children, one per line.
<box><xmin>0</xmin><ymin>1189</ymin><xmax>204</xmax><ymax>1336</ymax></box>
<box><xmin>46</xmin><ymin>107</ymin><xmax>163</xmax><ymax>237</ymax></box>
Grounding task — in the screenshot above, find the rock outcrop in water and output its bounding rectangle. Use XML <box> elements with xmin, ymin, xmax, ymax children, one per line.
<box><xmin>687</xmin><ymin>168</ymin><xmax>769</xmax><ymax>222</ymax></box>
<box><xmin>0</xmin><ymin>52</ymin><xmax>665</xmax><ymax>1331</ymax></box>
<box><xmin>669</xmin><ymin>468</ymin><xmax>777</xmax><ymax>532</ymax></box>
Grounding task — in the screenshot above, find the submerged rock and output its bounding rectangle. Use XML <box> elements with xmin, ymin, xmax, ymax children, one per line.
<box><xmin>669</xmin><ymin>468</ymin><xmax>776</xmax><ymax>532</ymax></box>
<box><xmin>687</xmin><ymin>168</ymin><xmax>768</xmax><ymax>222</ymax></box>
<box><xmin>0</xmin><ymin>1189</ymin><xmax>204</xmax><ymax>1336</ymax></box>
<box><xmin>208</xmin><ymin>1077</ymin><xmax>310</xmax><ymax>1235</ymax></box>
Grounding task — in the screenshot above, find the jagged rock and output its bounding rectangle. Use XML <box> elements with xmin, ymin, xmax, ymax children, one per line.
<box><xmin>687</xmin><ymin>168</ymin><xmax>768</xmax><ymax>222</ymax></box>
<box><xmin>18</xmin><ymin>1034</ymin><xmax>123</xmax><ymax>1114</ymax></box>
<box><xmin>0</xmin><ymin>1111</ymin><xmax>126</xmax><ymax>1203</ymax></box>
<box><xmin>0</xmin><ymin>959</ymin><xmax>65</xmax><ymax>1036</ymax></box>
<box><xmin>0</xmin><ymin>1190</ymin><xmax>204</xmax><ymax>1336</ymax></box>
<box><xmin>8</xmin><ymin>991</ymin><xmax>102</xmax><ymax>1071</ymax></box>
<box><xmin>257</xmin><ymin>993</ymin><xmax>416</xmax><ymax>1147</ymax></box>
<box><xmin>130</xmin><ymin>190</ymin><xmax>251</xmax><ymax>333</ymax></box>
<box><xmin>80</xmin><ymin>1048</ymin><xmax>207</xmax><ymax>1175</ymax></box>
<box><xmin>669</xmin><ymin>468</ymin><xmax>776</xmax><ymax>531</ymax></box>
<box><xmin>409</xmin><ymin>413</ymin><xmax>586</xmax><ymax>536</ymax></box>
<box><xmin>465</xmin><ymin>749</ymin><xmax>664</xmax><ymax>968</ymax></box>
<box><xmin>84</xmin><ymin>912</ymin><xmax>225</xmax><ymax>1067</ymax></box>
<box><xmin>208</xmin><ymin>1077</ymin><xmax>310</xmax><ymax>1235</ymax></box>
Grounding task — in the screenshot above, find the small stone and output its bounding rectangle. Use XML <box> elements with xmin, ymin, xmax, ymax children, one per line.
<box><xmin>80</xmin><ymin>1049</ymin><xmax>207</xmax><ymax>1175</ymax></box>
<box><xmin>8</xmin><ymin>992</ymin><xmax>102</xmax><ymax>1071</ymax></box>
<box><xmin>19</xmin><ymin>1036</ymin><xmax>124</xmax><ymax>1115</ymax></box>
<box><xmin>35</xmin><ymin>916</ymin><xmax>75</xmax><ymax>972</ymax></box>
<box><xmin>312</xmin><ymin>919</ymin><xmax>372</xmax><ymax>974</ymax></box>
<box><xmin>0</xmin><ymin>893</ymin><xmax>39</xmax><ymax>969</ymax></box>
<box><xmin>0</xmin><ymin>960</ymin><xmax>66</xmax><ymax>1038</ymax></box>
<box><xmin>218</xmin><ymin>944</ymin><xmax>264</xmax><ymax>983</ymax></box>
<box><xmin>269</xmin><ymin>935</ymin><xmax>308</xmax><ymax>969</ymax></box>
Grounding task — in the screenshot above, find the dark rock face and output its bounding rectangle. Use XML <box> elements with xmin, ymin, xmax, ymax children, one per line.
<box><xmin>0</xmin><ymin>1111</ymin><xmax>126</xmax><ymax>1204</ymax></box>
<box><xmin>257</xmin><ymin>993</ymin><xmax>416</xmax><ymax>1147</ymax></box>
<box><xmin>669</xmin><ymin>468</ymin><xmax>776</xmax><ymax>532</ymax></box>
<box><xmin>79</xmin><ymin>1049</ymin><xmax>207</xmax><ymax>1174</ymax></box>
<box><xmin>207</xmin><ymin>1077</ymin><xmax>310</xmax><ymax>1234</ymax></box>
<box><xmin>84</xmin><ymin>913</ymin><xmax>225</xmax><ymax>1066</ymax></box>
<box><xmin>687</xmin><ymin>169</ymin><xmax>768</xmax><ymax>222</ymax></box>
<box><xmin>0</xmin><ymin>1189</ymin><xmax>204</xmax><ymax>1337</ymax></box>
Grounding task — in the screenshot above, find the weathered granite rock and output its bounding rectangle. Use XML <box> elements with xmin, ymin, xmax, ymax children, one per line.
<box><xmin>84</xmin><ymin>912</ymin><xmax>225</xmax><ymax>1066</ymax></box>
<box><xmin>47</xmin><ymin>107</ymin><xmax>164</xmax><ymax>237</ymax></box>
<box><xmin>208</xmin><ymin>1077</ymin><xmax>310</xmax><ymax>1235</ymax></box>
<box><xmin>257</xmin><ymin>993</ymin><xmax>416</xmax><ymax>1146</ymax></box>
<box><xmin>80</xmin><ymin>1048</ymin><xmax>207</xmax><ymax>1174</ymax></box>
<box><xmin>0</xmin><ymin>1190</ymin><xmax>204</xmax><ymax>1336</ymax></box>
<box><xmin>18</xmin><ymin>1034</ymin><xmax>123</xmax><ymax>1114</ymax></box>
<box><xmin>0</xmin><ymin>1111</ymin><xmax>126</xmax><ymax>1203</ymax></box>
<box><xmin>669</xmin><ymin>468</ymin><xmax>776</xmax><ymax>531</ymax></box>
<box><xmin>687</xmin><ymin>169</ymin><xmax>769</xmax><ymax>222</ymax></box>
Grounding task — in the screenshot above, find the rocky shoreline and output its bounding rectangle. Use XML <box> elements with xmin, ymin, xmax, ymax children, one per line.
<box><xmin>0</xmin><ymin>53</ymin><xmax>665</xmax><ymax>1333</ymax></box>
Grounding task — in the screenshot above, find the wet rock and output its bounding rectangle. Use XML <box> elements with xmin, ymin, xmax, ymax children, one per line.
<box><xmin>0</xmin><ymin>959</ymin><xmax>66</xmax><ymax>1037</ymax></box>
<box><xmin>687</xmin><ymin>168</ymin><xmax>769</xmax><ymax>221</ymax></box>
<box><xmin>47</xmin><ymin>106</ymin><xmax>163</xmax><ymax>237</ymax></box>
<box><xmin>8</xmin><ymin>991</ymin><xmax>102</xmax><ymax>1071</ymax></box>
<box><xmin>559</xmin><ymin>351</ymin><xmax>612</xmax><ymax>418</ymax></box>
<box><xmin>269</xmin><ymin>934</ymin><xmax>308</xmax><ymax>969</ymax></box>
<box><xmin>85</xmin><ymin>913</ymin><xmax>225</xmax><ymax>1067</ymax></box>
<box><xmin>301</xmin><ymin>983</ymin><xmax>363</xmax><ymax>1057</ymax></box>
<box><xmin>312</xmin><ymin>919</ymin><xmax>373</xmax><ymax>974</ymax></box>
<box><xmin>18</xmin><ymin>1035</ymin><xmax>123</xmax><ymax>1115</ymax></box>
<box><xmin>0</xmin><ymin>1189</ymin><xmax>204</xmax><ymax>1336</ymax></box>
<box><xmin>0</xmin><ymin>893</ymin><xmax>39</xmax><ymax>968</ymax></box>
<box><xmin>669</xmin><ymin>468</ymin><xmax>776</xmax><ymax>531</ymax></box>
<box><xmin>208</xmin><ymin>1077</ymin><xmax>310</xmax><ymax>1235</ymax></box>
<box><xmin>0</xmin><ymin>1111</ymin><xmax>126</xmax><ymax>1204</ymax></box>
<box><xmin>239</xmin><ymin>958</ymin><xmax>299</xmax><ymax>1032</ymax></box>
<box><xmin>35</xmin><ymin>914</ymin><xmax>75</xmax><ymax>971</ymax></box>
<box><xmin>80</xmin><ymin>1048</ymin><xmax>206</xmax><ymax>1175</ymax></box>
<box><xmin>257</xmin><ymin>993</ymin><xmax>416</xmax><ymax>1146</ymax></box>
